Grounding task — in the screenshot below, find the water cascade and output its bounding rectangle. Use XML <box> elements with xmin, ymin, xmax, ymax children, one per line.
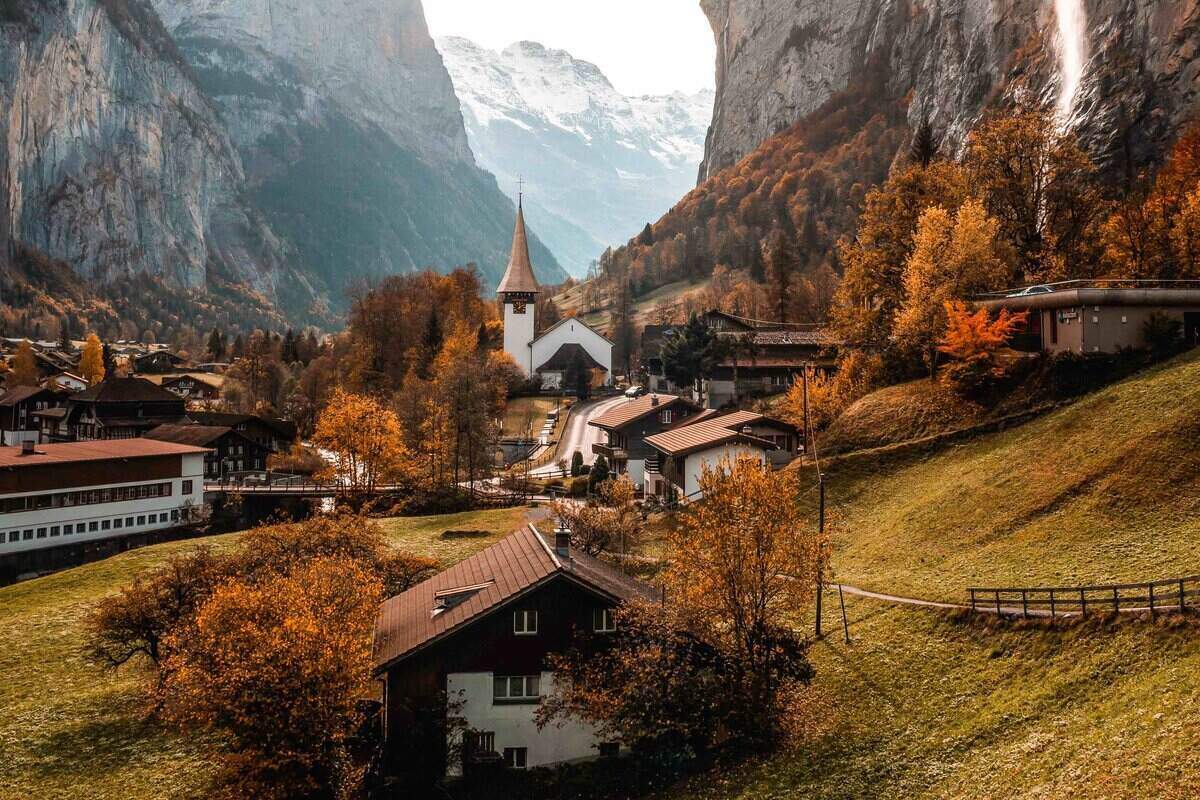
<box><xmin>1054</xmin><ymin>0</ymin><xmax>1088</xmax><ymax>121</ymax></box>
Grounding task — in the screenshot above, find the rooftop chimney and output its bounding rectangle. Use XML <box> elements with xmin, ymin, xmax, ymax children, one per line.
<box><xmin>554</xmin><ymin>523</ymin><xmax>571</xmax><ymax>557</ymax></box>
<box><xmin>650</xmin><ymin>394</ymin><xmax>659</xmax><ymax>407</ymax></box>
<box><xmin>19</xmin><ymin>440</ymin><xmax>35</xmax><ymax>456</ymax></box>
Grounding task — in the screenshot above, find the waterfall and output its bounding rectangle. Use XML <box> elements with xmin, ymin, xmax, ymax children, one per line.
<box><xmin>1054</xmin><ymin>0</ymin><xmax>1088</xmax><ymax>121</ymax></box>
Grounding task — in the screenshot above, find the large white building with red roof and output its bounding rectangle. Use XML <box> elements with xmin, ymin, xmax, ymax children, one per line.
<box><xmin>497</xmin><ymin>199</ymin><xmax>613</xmax><ymax>387</ymax></box>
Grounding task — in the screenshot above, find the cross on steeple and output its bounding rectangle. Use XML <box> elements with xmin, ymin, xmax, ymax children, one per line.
<box><xmin>517</xmin><ymin>175</ymin><xmax>524</xmax><ymax>207</ymax></box>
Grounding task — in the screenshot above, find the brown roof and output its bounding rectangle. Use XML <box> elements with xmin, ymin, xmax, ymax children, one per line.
<box><xmin>589</xmin><ymin>393</ymin><xmax>699</xmax><ymax>431</ymax></box>
<box><xmin>373</xmin><ymin>525</ymin><xmax>656</xmax><ymax>672</ymax></box>
<box><xmin>72</xmin><ymin>377</ymin><xmax>182</xmax><ymax>404</ymax></box>
<box><xmin>0</xmin><ymin>438</ymin><xmax>211</xmax><ymax>469</ymax></box>
<box><xmin>644</xmin><ymin>410</ymin><xmax>780</xmax><ymax>457</ymax></box>
<box><xmin>745</xmin><ymin>330</ymin><xmax>838</xmax><ymax>346</ymax></box>
<box><xmin>495</xmin><ymin>201</ymin><xmax>541</xmax><ymax>295</ymax></box>
<box><xmin>145</xmin><ymin>424</ymin><xmax>235</xmax><ymax>447</ymax></box>
<box><xmin>0</xmin><ymin>385</ymin><xmax>61</xmax><ymax>407</ymax></box>
<box><xmin>536</xmin><ymin>343</ymin><xmax>605</xmax><ymax>373</ymax></box>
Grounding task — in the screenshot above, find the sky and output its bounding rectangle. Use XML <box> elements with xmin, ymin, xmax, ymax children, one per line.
<box><xmin>423</xmin><ymin>0</ymin><xmax>716</xmax><ymax>96</ymax></box>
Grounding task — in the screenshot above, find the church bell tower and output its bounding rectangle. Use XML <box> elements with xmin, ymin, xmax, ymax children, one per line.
<box><xmin>497</xmin><ymin>195</ymin><xmax>540</xmax><ymax>376</ymax></box>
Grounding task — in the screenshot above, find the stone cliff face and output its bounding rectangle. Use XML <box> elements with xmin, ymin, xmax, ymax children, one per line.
<box><xmin>0</xmin><ymin>0</ymin><xmax>298</xmax><ymax>299</ymax></box>
<box><xmin>699</xmin><ymin>0</ymin><xmax>1200</xmax><ymax>179</ymax></box>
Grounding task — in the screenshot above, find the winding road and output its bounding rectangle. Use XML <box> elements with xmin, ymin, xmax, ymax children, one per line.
<box><xmin>531</xmin><ymin>395</ymin><xmax>627</xmax><ymax>477</ymax></box>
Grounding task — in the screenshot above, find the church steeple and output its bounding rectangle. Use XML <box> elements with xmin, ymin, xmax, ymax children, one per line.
<box><xmin>496</xmin><ymin>196</ymin><xmax>540</xmax><ymax>295</ymax></box>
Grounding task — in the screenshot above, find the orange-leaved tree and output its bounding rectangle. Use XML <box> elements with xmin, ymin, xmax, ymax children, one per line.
<box><xmin>937</xmin><ymin>300</ymin><xmax>1027</xmax><ymax>395</ymax></box>
<box><xmin>9</xmin><ymin>340</ymin><xmax>39</xmax><ymax>387</ymax></box>
<box><xmin>667</xmin><ymin>455</ymin><xmax>825</xmax><ymax>746</ymax></box>
<box><xmin>157</xmin><ymin>557</ymin><xmax>382</xmax><ymax>799</ymax></box>
<box><xmin>312</xmin><ymin>388</ymin><xmax>412</xmax><ymax>494</ymax></box>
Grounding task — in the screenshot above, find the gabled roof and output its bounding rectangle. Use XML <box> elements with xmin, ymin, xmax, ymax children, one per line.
<box><xmin>0</xmin><ymin>438</ymin><xmax>210</xmax><ymax>470</ymax></box>
<box><xmin>71</xmin><ymin>377</ymin><xmax>182</xmax><ymax>404</ymax></box>
<box><xmin>534</xmin><ymin>315</ymin><xmax>614</xmax><ymax>346</ymax></box>
<box><xmin>0</xmin><ymin>385</ymin><xmax>62</xmax><ymax>407</ymax></box>
<box><xmin>535</xmin><ymin>343</ymin><xmax>604</xmax><ymax>373</ymax></box>
<box><xmin>496</xmin><ymin>201</ymin><xmax>541</xmax><ymax>295</ymax></box>
<box><xmin>644</xmin><ymin>410</ymin><xmax>787</xmax><ymax>457</ymax></box>
<box><xmin>373</xmin><ymin>525</ymin><xmax>656</xmax><ymax>672</ymax></box>
<box><xmin>588</xmin><ymin>393</ymin><xmax>700</xmax><ymax>431</ymax></box>
<box><xmin>145</xmin><ymin>424</ymin><xmax>238</xmax><ymax>448</ymax></box>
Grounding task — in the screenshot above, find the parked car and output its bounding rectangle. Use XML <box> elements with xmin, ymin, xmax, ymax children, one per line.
<box><xmin>624</xmin><ymin>385</ymin><xmax>647</xmax><ymax>398</ymax></box>
<box><xmin>1007</xmin><ymin>285</ymin><xmax>1053</xmax><ymax>297</ymax></box>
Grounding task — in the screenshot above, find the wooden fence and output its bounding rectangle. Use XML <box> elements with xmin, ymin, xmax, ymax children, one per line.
<box><xmin>968</xmin><ymin>575</ymin><xmax>1200</xmax><ymax>618</ymax></box>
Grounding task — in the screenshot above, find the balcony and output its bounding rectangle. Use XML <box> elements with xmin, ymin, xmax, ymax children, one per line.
<box><xmin>592</xmin><ymin>443</ymin><xmax>628</xmax><ymax>461</ymax></box>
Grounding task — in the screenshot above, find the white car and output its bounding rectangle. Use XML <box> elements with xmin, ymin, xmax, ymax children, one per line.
<box><xmin>624</xmin><ymin>385</ymin><xmax>647</xmax><ymax>398</ymax></box>
<box><xmin>1007</xmin><ymin>285</ymin><xmax>1053</xmax><ymax>297</ymax></box>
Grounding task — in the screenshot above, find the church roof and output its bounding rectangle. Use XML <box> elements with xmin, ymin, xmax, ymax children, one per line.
<box><xmin>496</xmin><ymin>200</ymin><xmax>540</xmax><ymax>295</ymax></box>
<box><xmin>535</xmin><ymin>343</ymin><xmax>605</xmax><ymax>373</ymax></box>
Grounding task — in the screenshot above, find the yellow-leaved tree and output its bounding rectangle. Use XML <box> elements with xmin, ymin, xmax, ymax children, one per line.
<box><xmin>80</xmin><ymin>333</ymin><xmax>106</xmax><ymax>385</ymax></box>
<box><xmin>312</xmin><ymin>388</ymin><xmax>412</xmax><ymax>495</ymax></box>
<box><xmin>893</xmin><ymin>198</ymin><xmax>1008</xmax><ymax>377</ymax></box>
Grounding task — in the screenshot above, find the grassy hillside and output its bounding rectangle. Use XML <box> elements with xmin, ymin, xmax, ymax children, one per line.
<box><xmin>0</xmin><ymin>508</ymin><xmax>531</xmax><ymax>800</ymax></box>
<box><xmin>671</xmin><ymin>351</ymin><xmax>1200</xmax><ymax>800</ymax></box>
<box><xmin>801</xmin><ymin>349</ymin><xmax>1200</xmax><ymax>601</ymax></box>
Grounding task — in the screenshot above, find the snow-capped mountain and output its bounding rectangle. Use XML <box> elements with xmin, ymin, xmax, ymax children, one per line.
<box><xmin>437</xmin><ymin>37</ymin><xmax>713</xmax><ymax>277</ymax></box>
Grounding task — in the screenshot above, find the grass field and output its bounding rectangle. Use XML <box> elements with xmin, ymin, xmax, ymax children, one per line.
<box><xmin>0</xmin><ymin>507</ymin><xmax>531</xmax><ymax>800</ymax></box>
<box><xmin>796</xmin><ymin>349</ymin><xmax>1200</xmax><ymax>601</ymax></box>
<box><xmin>501</xmin><ymin>396</ymin><xmax>564</xmax><ymax>439</ymax></box>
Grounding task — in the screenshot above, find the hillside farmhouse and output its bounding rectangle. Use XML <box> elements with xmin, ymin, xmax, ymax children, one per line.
<box><xmin>373</xmin><ymin>525</ymin><xmax>656</xmax><ymax>778</ymax></box>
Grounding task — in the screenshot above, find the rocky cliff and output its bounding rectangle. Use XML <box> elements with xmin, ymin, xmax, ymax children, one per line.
<box><xmin>699</xmin><ymin>0</ymin><xmax>1200</xmax><ymax>179</ymax></box>
<box><xmin>1</xmin><ymin>0</ymin><xmax>565</xmax><ymax>329</ymax></box>
<box><xmin>439</xmin><ymin>37</ymin><xmax>713</xmax><ymax>277</ymax></box>
<box><xmin>0</xmin><ymin>0</ymin><xmax>300</xmax><ymax>301</ymax></box>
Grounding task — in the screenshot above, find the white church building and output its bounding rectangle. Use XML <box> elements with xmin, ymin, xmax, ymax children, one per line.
<box><xmin>497</xmin><ymin>200</ymin><xmax>613</xmax><ymax>388</ymax></box>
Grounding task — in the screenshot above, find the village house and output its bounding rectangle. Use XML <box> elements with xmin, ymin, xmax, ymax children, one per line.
<box><xmin>132</xmin><ymin>350</ymin><xmax>187</xmax><ymax>374</ymax></box>
<box><xmin>644</xmin><ymin>410</ymin><xmax>802</xmax><ymax>501</ymax></box>
<box><xmin>0</xmin><ymin>438</ymin><xmax>207</xmax><ymax>580</ymax></box>
<box><xmin>45</xmin><ymin>372</ymin><xmax>89</xmax><ymax>393</ymax></box>
<box><xmin>980</xmin><ymin>285</ymin><xmax>1200</xmax><ymax>354</ymax></box>
<box><xmin>498</xmin><ymin>198</ymin><xmax>613</xmax><ymax>387</ymax></box>
<box><xmin>153</xmin><ymin>373</ymin><xmax>224</xmax><ymax>402</ymax></box>
<box><xmin>36</xmin><ymin>377</ymin><xmax>188</xmax><ymax>442</ymax></box>
<box><xmin>0</xmin><ymin>386</ymin><xmax>68</xmax><ymax>446</ymax></box>
<box><xmin>187</xmin><ymin>411</ymin><xmax>297</xmax><ymax>454</ymax></box>
<box><xmin>588</xmin><ymin>393</ymin><xmax>703</xmax><ymax>489</ymax></box>
<box><xmin>373</xmin><ymin>525</ymin><xmax>657</xmax><ymax>778</ymax></box>
<box><xmin>145</xmin><ymin>424</ymin><xmax>270</xmax><ymax>479</ymax></box>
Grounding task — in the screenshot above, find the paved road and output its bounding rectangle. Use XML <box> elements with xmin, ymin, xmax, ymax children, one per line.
<box><xmin>531</xmin><ymin>395</ymin><xmax>627</xmax><ymax>476</ymax></box>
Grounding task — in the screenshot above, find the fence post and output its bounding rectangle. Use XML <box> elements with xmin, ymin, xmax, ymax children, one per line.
<box><xmin>1080</xmin><ymin>588</ymin><xmax>1086</xmax><ymax>618</ymax></box>
<box><xmin>1149</xmin><ymin>583</ymin><xmax>1155</xmax><ymax>619</ymax></box>
<box><xmin>1049</xmin><ymin>590</ymin><xmax>1055</xmax><ymax>618</ymax></box>
<box><xmin>970</xmin><ymin>589</ymin><xmax>976</xmax><ymax>613</ymax></box>
<box><xmin>994</xmin><ymin>590</ymin><xmax>1001</xmax><ymax>616</ymax></box>
<box><xmin>1113</xmin><ymin>587</ymin><xmax>1119</xmax><ymax>614</ymax></box>
<box><xmin>1181</xmin><ymin>579</ymin><xmax>1187</xmax><ymax>613</ymax></box>
<box><xmin>1021</xmin><ymin>590</ymin><xmax>1028</xmax><ymax>619</ymax></box>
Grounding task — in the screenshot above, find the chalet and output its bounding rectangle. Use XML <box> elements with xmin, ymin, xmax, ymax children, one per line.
<box><xmin>187</xmin><ymin>412</ymin><xmax>297</xmax><ymax>454</ymax></box>
<box><xmin>145</xmin><ymin>424</ymin><xmax>269</xmax><ymax>479</ymax></box>
<box><xmin>373</xmin><ymin>525</ymin><xmax>656</xmax><ymax>777</ymax></box>
<box><xmin>644</xmin><ymin>410</ymin><xmax>802</xmax><ymax>501</ymax></box>
<box><xmin>980</xmin><ymin>286</ymin><xmax>1200</xmax><ymax>354</ymax></box>
<box><xmin>37</xmin><ymin>378</ymin><xmax>188</xmax><ymax>442</ymax></box>
<box><xmin>132</xmin><ymin>350</ymin><xmax>187</xmax><ymax>374</ymax></box>
<box><xmin>588</xmin><ymin>393</ymin><xmax>703</xmax><ymax>489</ymax></box>
<box><xmin>0</xmin><ymin>386</ymin><xmax>68</xmax><ymax>446</ymax></box>
<box><xmin>157</xmin><ymin>373</ymin><xmax>224</xmax><ymax>401</ymax></box>
<box><xmin>45</xmin><ymin>372</ymin><xmax>88</xmax><ymax>393</ymax></box>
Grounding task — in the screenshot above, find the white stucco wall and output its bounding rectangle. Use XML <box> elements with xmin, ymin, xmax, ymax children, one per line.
<box><xmin>503</xmin><ymin>299</ymin><xmax>537</xmax><ymax>376</ymax></box>
<box><xmin>446</xmin><ymin>671</ymin><xmax>603</xmax><ymax>774</ymax></box>
<box><xmin>682</xmin><ymin>443</ymin><xmax>767</xmax><ymax>499</ymax></box>
<box><xmin>625</xmin><ymin>458</ymin><xmax>646</xmax><ymax>489</ymax></box>
<box><xmin>531</xmin><ymin>320</ymin><xmax>613</xmax><ymax>384</ymax></box>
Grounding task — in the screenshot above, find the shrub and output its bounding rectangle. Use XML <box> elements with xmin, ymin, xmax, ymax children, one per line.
<box><xmin>1143</xmin><ymin>311</ymin><xmax>1183</xmax><ymax>358</ymax></box>
<box><xmin>568</xmin><ymin>477</ymin><xmax>589</xmax><ymax>497</ymax></box>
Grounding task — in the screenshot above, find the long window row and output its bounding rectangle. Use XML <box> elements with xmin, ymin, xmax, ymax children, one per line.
<box><xmin>4</xmin><ymin>509</ymin><xmax>186</xmax><ymax>544</ymax></box>
<box><xmin>0</xmin><ymin>481</ymin><xmax>184</xmax><ymax>515</ymax></box>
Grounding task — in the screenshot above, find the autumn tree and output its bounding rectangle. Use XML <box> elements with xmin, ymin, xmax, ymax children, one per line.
<box><xmin>780</xmin><ymin>366</ymin><xmax>839</xmax><ymax>431</ymax></box>
<box><xmin>80</xmin><ymin>333</ymin><xmax>106</xmax><ymax>385</ymax></box>
<box><xmin>965</xmin><ymin>110</ymin><xmax>1103</xmax><ymax>281</ymax></box>
<box><xmin>430</xmin><ymin>325</ymin><xmax>507</xmax><ymax>486</ymax></box>
<box><xmin>8</xmin><ymin>340</ymin><xmax>39</xmax><ymax>387</ymax></box>
<box><xmin>157</xmin><ymin>557</ymin><xmax>381</xmax><ymax>799</ymax></box>
<box><xmin>667</xmin><ymin>456</ymin><xmax>824</xmax><ymax>744</ymax></box>
<box><xmin>312</xmin><ymin>389</ymin><xmax>413</xmax><ymax>495</ymax></box>
<box><xmin>893</xmin><ymin>199</ymin><xmax>1008</xmax><ymax>376</ymax></box>
<box><xmin>550</xmin><ymin>475</ymin><xmax>642</xmax><ymax>555</ymax></box>
<box><xmin>937</xmin><ymin>300</ymin><xmax>1027</xmax><ymax>395</ymax></box>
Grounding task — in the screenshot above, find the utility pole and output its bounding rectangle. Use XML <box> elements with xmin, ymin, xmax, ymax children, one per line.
<box><xmin>806</xmin><ymin>365</ymin><xmax>827</xmax><ymax>639</ymax></box>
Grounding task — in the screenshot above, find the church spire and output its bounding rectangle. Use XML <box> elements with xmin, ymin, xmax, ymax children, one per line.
<box><xmin>496</xmin><ymin>192</ymin><xmax>540</xmax><ymax>295</ymax></box>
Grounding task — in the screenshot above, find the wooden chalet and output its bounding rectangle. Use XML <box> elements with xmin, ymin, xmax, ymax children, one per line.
<box><xmin>145</xmin><ymin>424</ymin><xmax>269</xmax><ymax>479</ymax></box>
<box><xmin>587</xmin><ymin>392</ymin><xmax>703</xmax><ymax>490</ymax></box>
<box><xmin>373</xmin><ymin>525</ymin><xmax>657</xmax><ymax>778</ymax></box>
<box><xmin>186</xmin><ymin>411</ymin><xmax>297</xmax><ymax>453</ymax></box>
<box><xmin>36</xmin><ymin>377</ymin><xmax>188</xmax><ymax>442</ymax></box>
<box><xmin>0</xmin><ymin>386</ymin><xmax>68</xmax><ymax>446</ymax></box>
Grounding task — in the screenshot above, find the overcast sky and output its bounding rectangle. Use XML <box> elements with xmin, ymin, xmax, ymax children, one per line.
<box><xmin>423</xmin><ymin>0</ymin><xmax>716</xmax><ymax>96</ymax></box>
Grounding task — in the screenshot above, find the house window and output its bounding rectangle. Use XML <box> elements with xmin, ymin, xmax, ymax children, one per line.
<box><xmin>661</xmin><ymin>409</ymin><xmax>674</xmax><ymax>424</ymax></box>
<box><xmin>7</xmin><ymin>531</ymin><xmax>17</xmax><ymax>542</ymax></box>
<box><xmin>513</xmin><ymin>610</ymin><xmax>538</xmax><ymax>635</ymax></box>
<box><xmin>182</xmin><ymin>480</ymin><xmax>193</xmax><ymax>495</ymax></box>
<box><xmin>113</xmin><ymin>519</ymin><xmax>122</xmax><ymax>529</ymax></box>
<box><xmin>89</xmin><ymin>522</ymin><xmax>98</xmax><ymax>532</ymax></box>
<box><xmin>137</xmin><ymin>516</ymin><xmax>146</xmax><ymax>525</ymax></box>
<box><xmin>493</xmin><ymin>675</ymin><xmax>540</xmax><ymax>704</ymax></box>
<box><xmin>50</xmin><ymin>526</ymin><xmax>60</xmax><ymax>537</ymax></box>
<box><xmin>126</xmin><ymin>517</ymin><xmax>134</xmax><ymax>527</ymax></box>
<box><xmin>62</xmin><ymin>524</ymin><xmax>72</xmax><ymax>535</ymax></box>
<box><xmin>36</xmin><ymin>528</ymin><xmax>47</xmax><ymax>539</ymax></box>
<box><xmin>503</xmin><ymin>747</ymin><xmax>528</xmax><ymax>769</ymax></box>
<box><xmin>23</xmin><ymin>530</ymin><xmax>33</xmax><ymax>540</ymax></box>
<box><xmin>101</xmin><ymin>520</ymin><xmax>111</xmax><ymax>531</ymax></box>
<box><xmin>593</xmin><ymin>608</ymin><xmax>616</xmax><ymax>633</ymax></box>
